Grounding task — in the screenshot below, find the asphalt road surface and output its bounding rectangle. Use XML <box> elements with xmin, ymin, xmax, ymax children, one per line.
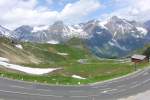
<box><xmin>0</xmin><ymin>68</ymin><xmax>150</xmax><ymax>100</ymax></box>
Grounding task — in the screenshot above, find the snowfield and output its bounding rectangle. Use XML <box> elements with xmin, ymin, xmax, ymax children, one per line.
<box><xmin>47</xmin><ymin>40</ymin><xmax>59</xmax><ymax>44</ymax></box>
<box><xmin>0</xmin><ymin>57</ymin><xmax>9</xmax><ymax>62</ymax></box>
<box><xmin>72</xmin><ymin>75</ymin><xmax>86</xmax><ymax>80</ymax></box>
<box><xmin>0</xmin><ymin>57</ymin><xmax>60</xmax><ymax>75</ymax></box>
<box><xmin>136</xmin><ymin>27</ymin><xmax>148</xmax><ymax>35</ymax></box>
<box><xmin>99</xmin><ymin>20</ymin><xmax>108</xmax><ymax>29</ymax></box>
<box><xmin>15</xmin><ymin>44</ymin><xmax>23</xmax><ymax>49</ymax></box>
<box><xmin>57</xmin><ymin>52</ymin><xmax>68</xmax><ymax>56</ymax></box>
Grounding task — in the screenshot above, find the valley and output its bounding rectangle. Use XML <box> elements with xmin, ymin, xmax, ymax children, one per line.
<box><xmin>1</xmin><ymin>0</ymin><xmax>150</xmax><ymax>99</ymax></box>
<box><xmin>0</xmin><ymin>37</ymin><xmax>144</xmax><ymax>85</ymax></box>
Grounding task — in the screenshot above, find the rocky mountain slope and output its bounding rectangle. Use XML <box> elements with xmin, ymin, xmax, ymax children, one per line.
<box><xmin>85</xmin><ymin>16</ymin><xmax>149</xmax><ymax>57</ymax></box>
<box><xmin>0</xmin><ymin>16</ymin><xmax>150</xmax><ymax>58</ymax></box>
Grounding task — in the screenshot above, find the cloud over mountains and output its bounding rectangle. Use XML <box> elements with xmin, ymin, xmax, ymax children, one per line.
<box><xmin>0</xmin><ymin>0</ymin><xmax>150</xmax><ymax>29</ymax></box>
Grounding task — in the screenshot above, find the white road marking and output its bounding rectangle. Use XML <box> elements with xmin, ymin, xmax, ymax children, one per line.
<box><xmin>143</xmin><ymin>72</ymin><xmax>149</xmax><ymax>76</ymax></box>
<box><xmin>10</xmin><ymin>85</ymin><xmax>54</xmax><ymax>92</ymax></box>
<box><xmin>131</xmin><ymin>84</ymin><xmax>141</xmax><ymax>89</ymax></box>
<box><xmin>101</xmin><ymin>89</ymin><xmax>117</xmax><ymax>93</ymax></box>
<box><xmin>70</xmin><ymin>95</ymin><xmax>88</xmax><ymax>98</ymax></box>
<box><xmin>99</xmin><ymin>88</ymin><xmax>111</xmax><ymax>91</ymax></box>
<box><xmin>130</xmin><ymin>79</ymin><xmax>150</xmax><ymax>89</ymax></box>
<box><xmin>117</xmin><ymin>85</ymin><xmax>126</xmax><ymax>88</ymax></box>
<box><xmin>141</xmin><ymin>79</ymin><xmax>150</xmax><ymax>84</ymax></box>
<box><xmin>125</xmin><ymin>71</ymin><xmax>145</xmax><ymax>80</ymax></box>
<box><xmin>112</xmin><ymin>89</ymin><xmax>127</xmax><ymax>94</ymax></box>
<box><xmin>0</xmin><ymin>89</ymin><xmax>63</xmax><ymax>98</ymax></box>
<box><xmin>91</xmin><ymin>70</ymin><xmax>145</xmax><ymax>87</ymax></box>
<box><xmin>92</xmin><ymin>84</ymin><xmax>109</xmax><ymax>89</ymax></box>
<box><xmin>10</xmin><ymin>85</ymin><xmax>28</xmax><ymax>89</ymax></box>
<box><xmin>33</xmin><ymin>88</ymin><xmax>53</xmax><ymax>92</ymax></box>
<box><xmin>131</xmin><ymin>81</ymin><xmax>138</xmax><ymax>85</ymax></box>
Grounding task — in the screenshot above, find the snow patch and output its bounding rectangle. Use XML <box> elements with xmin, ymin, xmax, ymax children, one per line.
<box><xmin>99</xmin><ymin>20</ymin><xmax>108</xmax><ymax>29</ymax></box>
<box><xmin>15</xmin><ymin>44</ymin><xmax>23</xmax><ymax>49</ymax></box>
<box><xmin>0</xmin><ymin>26</ymin><xmax>11</xmax><ymax>37</ymax></box>
<box><xmin>119</xmin><ymin>24</ymin><xmax>125</xmax><ymax>34</ymax></box>
<box><xmin>68</xmin><ymin>26</ymin><xmax>89</xmax><ymax>39</ymax></box>
<box><xmin>57</xmin><ymin>52</ymin><xmax>68</xmax><ymax>56</ymax></box>
<box><xmin>136</xmin><ymin>27</ymin><xmax>148</xmax><ymax>35</ymax></box>
<box><xmin>0</xmin><ymin>57</ymin><xmax>9</xmax><ymax>62</ymax></box>
<box><xmin>32</xmin><ymin>25</ymin><xmax>49</xmax><ymax>32</ymax></box>
<box><xmin>72</xmin><ymin>75</ymin><xmax>86</xmax><ymax>80</ymax></box>
<box><xmin>47</xmin><ymin>40</ymin><xmax>59</xmax><ymax>44</ymax></box>
<box><xmin>77</xmin><ymin>59</ymin><xmax>88</xmax><ymax>64</ymax></box>
<box><xmin>113</xmin><ymin>32</ymin><xmax>117</xmax><ymax>38</ymax></box>
<box><xmin>96</xmin><ymin>31</ymin><xmax>102</xmax><ymax>35</ymax></box>
<box><xmin>0</xmin><ymin>57</ymin><xmax>60</xmax><ymax>75</ymax></box>
<box><xmin>108</xmin><ymin>41</ymin><xmax>115</xmax><ymax>46</ymax></box>
<box><xmin>111</xmin><ymin>39</ymin><xmax>128</xmax><ymax>51</ymax></box>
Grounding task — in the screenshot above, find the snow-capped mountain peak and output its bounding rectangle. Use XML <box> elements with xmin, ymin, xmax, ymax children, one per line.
<box><xmin>136</xmin><ymin>27</ymin><xmax>148</xmax><ymax>36</ymax></box>
<box><xmin>1</xmin><ymin>16</ymin><xmax>150</xmax><ymax>58</ymax></box>
<box><xmin>68</xmin><ymin>25</ymin><xmax>89</xmax><ymax>39</ymax></box>
<box><xmin>98</xmin><ymin>20</ymin><xmax>108</xmax><ymax>29</ymax></box>
<box><xmin>0</xmin><ymin>25</ymin><xmax>12</xmax><ymax>38</ymax></box>
<box><xmin>101</xmin><ymin>16</ymin><xmax>148</xmax><ymax>39</ymax></box>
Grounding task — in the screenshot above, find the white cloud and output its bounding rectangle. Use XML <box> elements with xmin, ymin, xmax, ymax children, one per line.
<box><xmin>0</xmin><ymin>0</ymin><xmax>101</xmax><ymax>30</ymax></box>
<box><xmin>102</xmin><ymin>0</ymin><xmax>150</xmax><ymax>21</ymax></box>
<box><xmin>60</xmin><ymin>0</ymin><xmax>101</xmax><ymax>23</ymax></box>
<box><xmin>2</xmin><ymin>8</ymin><xmax>59</xmax><ymax>29</ymax></box>
<box><xmin>1</xmin><ymin>0</ymin><xmax>150</xmax><ymax>30</ymax></box>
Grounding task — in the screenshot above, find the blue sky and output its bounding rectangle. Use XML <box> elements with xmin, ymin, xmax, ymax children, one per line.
<box><xmin>38</xmin><ymin>0</ymin><xmax>81</xmax><ymax>11</ymax></box>
<box><xmin>0</xmin><ymin>0</ymin><xmax>150</xmax><ymax>29</ymax></box>
<box><xmin>37</xmin><ymin>0</ymin><xmax>116</xmax><ymax>20</ymax></box>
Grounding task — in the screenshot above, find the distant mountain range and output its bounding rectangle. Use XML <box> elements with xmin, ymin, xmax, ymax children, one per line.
<box><xmin>0</xmin><ymin>16</ymin><xmax>150</xmax><ymax>58</ymax></box>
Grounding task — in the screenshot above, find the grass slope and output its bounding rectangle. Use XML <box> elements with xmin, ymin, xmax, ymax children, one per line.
<box><xmin>0</xmin><ymin>37</ymin><xmax>146</xmax><ymax>85</ymax></box>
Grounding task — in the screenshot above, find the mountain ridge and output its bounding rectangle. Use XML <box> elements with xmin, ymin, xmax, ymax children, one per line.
<box><xmin>1</xmin><ymin>16</ymin><xmax>150</xmax><ymax>58</ymax></box>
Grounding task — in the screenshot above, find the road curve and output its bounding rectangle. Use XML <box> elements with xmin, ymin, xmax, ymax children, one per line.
<box><xmin>0</xmin><ymin>68</ymin><xmax>150</xmax><ymax>100</ymax></box>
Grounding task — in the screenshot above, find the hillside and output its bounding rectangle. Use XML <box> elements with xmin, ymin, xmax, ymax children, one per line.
<box><xmin>0</xmin><ymin>37</ymin><xmax>137</xmax><ymax>84</ymax></box>
<box><xmin>0</xmin><ymin>37</ymin><xmax>94</xmax><ymax>68</ymax></box>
